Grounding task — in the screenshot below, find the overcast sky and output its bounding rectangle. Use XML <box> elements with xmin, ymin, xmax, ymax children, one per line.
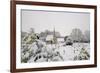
<box><xmin>21</xmin><ymin>10</ymin><xmax>90</xmax><ymax>36</ymax></box>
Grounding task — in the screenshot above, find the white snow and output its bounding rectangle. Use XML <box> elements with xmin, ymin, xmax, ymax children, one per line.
<box><xmin>21</xmin><ymin>39</ymin><xmax>90</xmax><ymax>63</ymax></box>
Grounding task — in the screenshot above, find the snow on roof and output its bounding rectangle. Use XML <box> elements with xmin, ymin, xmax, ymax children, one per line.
<box><xmin>46</xmin><ymin>35</ymin><xmax>54</xmax><ymax>41</ymax></box>
<box><xmin>57</xmin><ymin>38</ymin><xmax>64</xmax><ymax>42</ymax></box>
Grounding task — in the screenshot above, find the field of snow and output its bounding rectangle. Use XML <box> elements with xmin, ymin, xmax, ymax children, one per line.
<box><xmin>21</xmin><ymin>40</ymin><xmax>90</xmax><ymax>63</ymax></box>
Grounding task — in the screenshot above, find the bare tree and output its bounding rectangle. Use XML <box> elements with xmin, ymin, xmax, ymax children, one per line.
<box><xmin>70</xmin><ymin>28</ymin><xmax>84</xmax><ymax>42</ymax></box>
<box><xmin>30</xmin><ymin>28</ymin><xmax>35</xmax><ymax>34</ymax></box>
<box><xmin>84</xmin><ymin>30</ymin><xmax>90</xmax><ymax>42</ymax></box>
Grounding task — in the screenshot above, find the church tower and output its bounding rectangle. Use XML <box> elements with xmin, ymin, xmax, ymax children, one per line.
<box><xmin>53</xmin><ymin>27</ymin><xmax>57</xmax><ymax>44</ymax></box>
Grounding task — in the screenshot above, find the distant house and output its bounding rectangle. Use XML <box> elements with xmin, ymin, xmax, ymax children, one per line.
<box><xmin>46</xmin><ymin>34</ymin><xmax>54</xmax><ymax>44</ymax></box>
<box><xmin>46</xmin><ymin>34</ymin><xmax>58</xmax><ymax>44</ymax></box>
<box><xmin>40</xmin><ymin>27</ymin><xmax>62</xmax><ymax>44</ymax></box>
<box><xmin>39</xmin><ymin>36</ymin><xmax>46</xmax><ymax>41</ymax></box>
<box><xmin>57</xmin><ymin>37</ymin><xmax>64</xmax><ymax>43</ymax></box>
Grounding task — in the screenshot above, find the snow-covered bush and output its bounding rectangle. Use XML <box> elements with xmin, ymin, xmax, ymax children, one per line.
<box><xmin>78</xmin><ymin>48</ymin><xmax>90</xmax><ymax>60</ymax></box>
<box><xmin>21</xmin><ymin>31</ymin><xmax>90</xmax><ymax>63</ymax></box>
<box><xmin>74</xmin><ymin>48</ymin><xmax>90</xmax><ymax>60</ymax></box>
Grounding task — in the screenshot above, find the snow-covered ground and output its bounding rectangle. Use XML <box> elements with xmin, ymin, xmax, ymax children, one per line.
<box><xmin>21</xmin><ymin>40</ymin><xmax>90</xmax><ymax>63</ymax></box>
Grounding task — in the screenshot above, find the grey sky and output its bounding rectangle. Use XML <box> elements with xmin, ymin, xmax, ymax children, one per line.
<box><xmin>21</xmin><ymin>10</ymin><xmax>90</xmax><ymax>36</ymax></box>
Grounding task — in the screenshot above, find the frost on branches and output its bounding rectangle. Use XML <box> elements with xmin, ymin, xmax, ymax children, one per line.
<box><xmin>21</xmin><ymin>29</ymin><xmax>90</xmax><ymax>63</ymax></box>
